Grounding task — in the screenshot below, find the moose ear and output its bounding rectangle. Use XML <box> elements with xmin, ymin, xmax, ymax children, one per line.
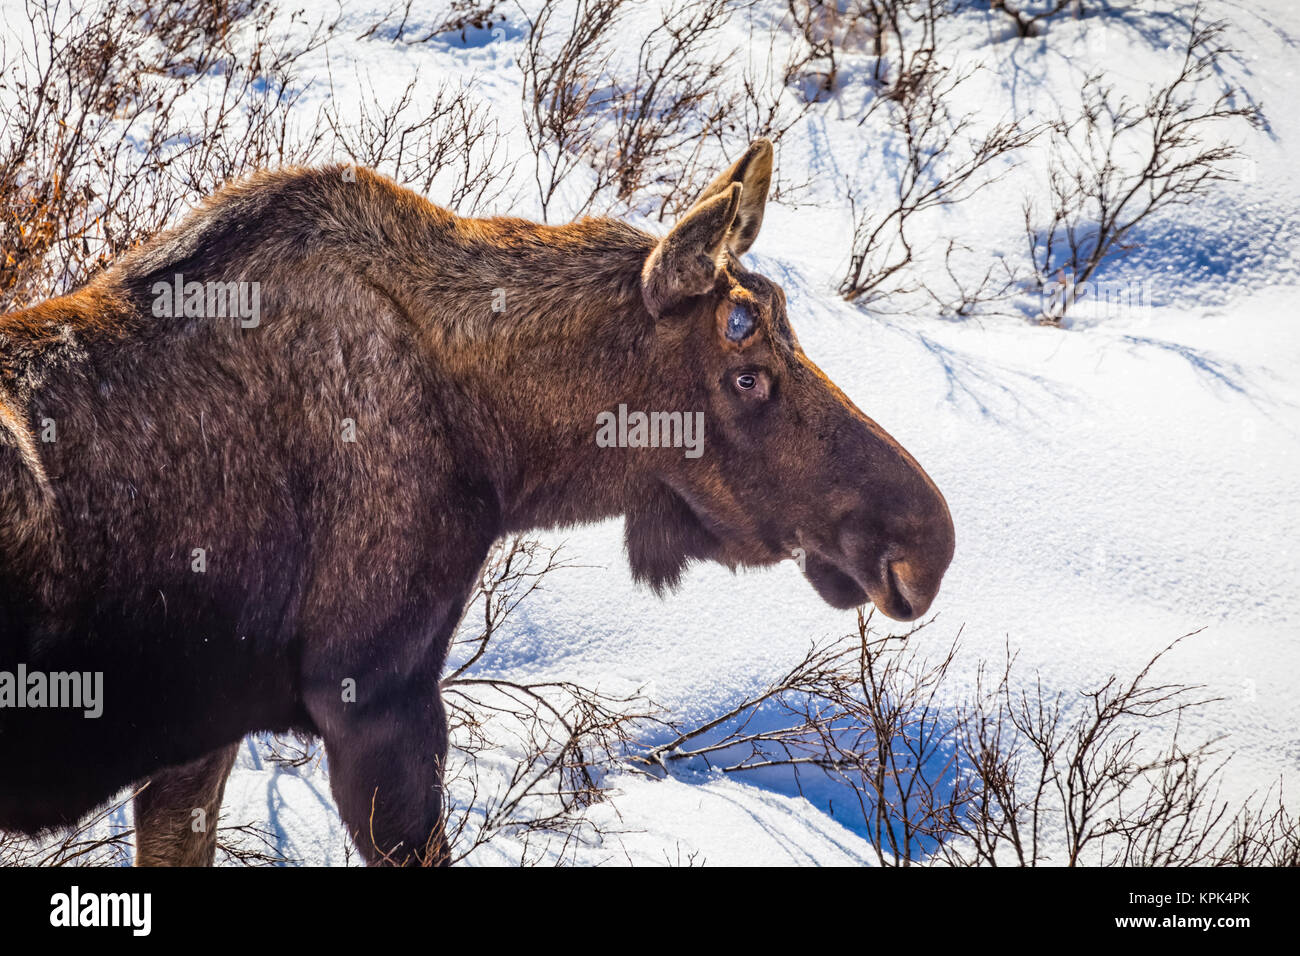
<box><xmin>641</xmin><ymin>183</ymin><xmax>741</xmax><ymax>317</ymax></box>
<box><xmin>690</xmin><ymin>138</ymin><xmax>773</xmax><ymax>256</ymax></box>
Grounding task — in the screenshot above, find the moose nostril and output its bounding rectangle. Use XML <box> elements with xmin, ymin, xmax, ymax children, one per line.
<box><xmin>887</xmin><ymin>559</ymin><xmax>927</xmax><ymax>617</ymax></box>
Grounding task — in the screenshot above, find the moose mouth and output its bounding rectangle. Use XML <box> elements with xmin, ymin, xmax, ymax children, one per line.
<box><xmin>631</xmin><ymin>483</ymin><xmax>927</xmax><ymax>621</ymax></box>
<box><xmin>802</xmin><ymin>551</ymin><xmax>916</xmax><ymax>620</ymax></box>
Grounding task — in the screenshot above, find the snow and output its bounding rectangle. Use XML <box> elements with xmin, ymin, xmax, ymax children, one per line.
<box><xmin>5</xmin><ymin>0</ymin><xmax>1297</xmax><ymax>865</ymax></box>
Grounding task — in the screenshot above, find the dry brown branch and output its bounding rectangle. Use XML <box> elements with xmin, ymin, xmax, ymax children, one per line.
<box><xmin>519</xmin><ymin>0</ymin><xmax>737</xmax><ymax>220</ymax></box>
<box><xmin>633</xmin><ymin>610</ymin><xmax>969</xmax><ymax>865</ymax></box>
<box><xmin>938</xmin><ymin>630</ymin><xmax>1300</xmax><ymax>866</ymax></box>
<box><xmin>215</xmin><ymin>821</ymin><xmax>297</xmax><ymax>866</ymax></box>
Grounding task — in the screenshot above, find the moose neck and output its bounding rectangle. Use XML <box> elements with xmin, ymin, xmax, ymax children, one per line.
<box><xmin>400</xmin><ymin>215</ymin><xmax>664</xmax><ymax>535</ymax></box>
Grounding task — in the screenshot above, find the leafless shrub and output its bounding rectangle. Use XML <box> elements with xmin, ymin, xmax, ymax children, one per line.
<box><xmin>784</xmin><ymin>0</ymin><xmax>851</xmax><ymax>98</ymax></box>
<box><xmin>442</xmin><ymin>676</ymin><xmax>654</xmax><ymax>864</ymax></box>
<box><xmin>839</xmin><ymin>59</ymin><xmax>1037</xmax><ymax>306</ymax></box>
<box><xmin>921</xmin><ymin>240</ymin><xmax>1024</xmax><ymax>318</ymax></box>
<box><xmin>859</xmin><ymin>0</ymin><xmax>964</xmax><ymax>99</ymax></box>
<box><xmin>324</xmin><ymin>74</ymin><xmax>514</xmax><ymax>215</ymax></box>
<box><xmin>635</xmin><ymin>610</ymin><xmax>966</xmax><ymax>865</ymax></box>
<box><xmin>941</xmin><ymin>632</ymin><xmax>1300</xmax><ymax>866</ymax></box>
<box><xmin>726</xmin><ymin>27</ymin><xmax>817</xmax><ymax>206</ymax></box>
<box><xmin>439</xmin><ymin>537</ymin><xmax>659</xmax><ymax>865</ymax></box>
<box><xmin>214</xmin><ymin>821</ymin><xmax>296</xmax><ymax>866</ymax></box>
<box><xmin>263</xmin><ymin>732</ymin><xmax>320</xmax><ymax>769</ymax></box>
<box><xmin>640</xmin><ymin>612</ymin><xmax>1297</xmax><ymax>867</ymax></box>
<box><xmin>0</xmin><ymin>0</ymin><xmax>519</xmax><ymax>314</ymax></box>
<box><xmin>595</xmin><ymin>0</ymin><xmax>734</xmax><ymax>220</ymax></box>
<box><xmin>1024</xmin><ymin>6</ymin><xmax>1262</xmax><ymax>325</ymax></box>
<box><xmin>0</xmin><ymin>0</ymin><xmax>337</xmax><ymax>312</ymax></box>
<box><xmin>1211</xmin><ymin>783</ymin><xmax>1300</xmax><ymax>867</ymax></box>
<box><xmin>737</xmin><ymin>16</ymin><xmax>814</xmax><ymax>135</ymax></box>
<box><xmin>358</xmin><ymin>0</ymin><xmax>505</xmax><ymax>44</ymax></box>
<box><xmin>784</xmin><ymin>0</ymin><xmax>954</xmax><ymax>99</ymax></box>
<box><xmin>519</xmin><ymin>0</ymin><xmax>736</xmax><ymax>221</ymax></box>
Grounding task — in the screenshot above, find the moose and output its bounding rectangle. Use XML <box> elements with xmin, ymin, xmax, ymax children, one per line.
<box><xmin>0</xmin><ymin>139</ymin><xmax>954</xmax><ymax>865</ymax></box>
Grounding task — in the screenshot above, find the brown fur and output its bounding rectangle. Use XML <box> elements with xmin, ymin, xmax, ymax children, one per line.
<box><xmin>0</xmin><ymin>139</ymin><xmax>953</xmax><ymax>864</ymax></box>
<box><xmin>132</xmin><ymin>744</ymin><xmax>239</xmax><ymax>866</ymax></box>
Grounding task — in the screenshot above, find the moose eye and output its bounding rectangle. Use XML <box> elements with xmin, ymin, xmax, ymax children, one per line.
<box><xmin>735</xmin><ymin>372</ymin><xmax>757</xmax><ymax>391</ymax></box>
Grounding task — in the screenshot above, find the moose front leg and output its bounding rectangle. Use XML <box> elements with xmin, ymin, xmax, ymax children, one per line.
<box><xmin>133</xmin><ymin>742</ymin><xmax>240</xmax><ymax>866</ymax></box>
<box><xmin>298</xmin><ymin>533</ymin><xmax>483</xmax><ymax>865</ymax></box>
<box><xmin>306</xmin><ymin>679</ymin><xmax>450</xmax><ymax>866</ymax></box>
<box><xmin>300</xmin><ymin>600</ymin><xmax>459</xmax><ymax>866</ymax></box>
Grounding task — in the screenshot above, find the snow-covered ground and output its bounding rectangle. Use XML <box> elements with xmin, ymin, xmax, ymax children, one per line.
<box><xmin>7</xmin><ymin>0</ymin><xmax>1298</xmax><ymax>865</ymax></box>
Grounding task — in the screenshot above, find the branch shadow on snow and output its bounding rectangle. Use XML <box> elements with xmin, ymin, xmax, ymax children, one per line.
<box><xmin>912</xmin><ymin>330</ymin><xmax>1076</xmax><ymax>423</ymax></box>
<box><xmin>653</xmin><ymin>695</ymin><xmax>966</xmax><ymax>864</ymax></box>
<box><xmin>1090</xmin><ymin>202</ymin><xmax>1300</xmax><ymax>310</ymax></box>
<box><xmin>225</xmin><ymin>733</ymin><xmax>340</xmax><ymax>866</ymax></box>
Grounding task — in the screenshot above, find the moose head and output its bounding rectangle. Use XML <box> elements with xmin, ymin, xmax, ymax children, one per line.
<box><xmin>623</xmin><ymin>139</ymin><xmax>955</xmax><ymax>621</ymax></box>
